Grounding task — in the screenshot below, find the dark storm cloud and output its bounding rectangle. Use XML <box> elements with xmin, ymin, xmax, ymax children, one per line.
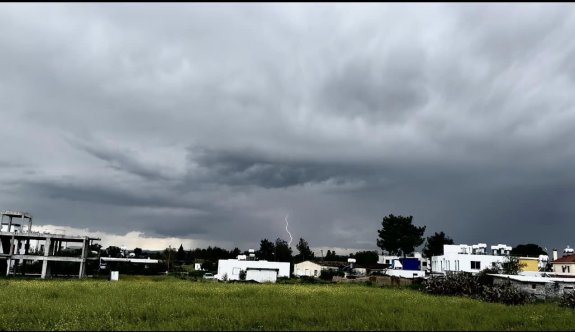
<box><xmin>321</xmin><ymin>45</ymin><xmax>429</xmax><ymax>122</ymax></box>
<box><xmin>1</xmin><ymin>3</ymin><xmax>575</xmax><ymax>252</ymax></box>
<box><xmin>186</xmin><ymin>147</ymin><xmax>380</xmax><ymax>189</ymax></box>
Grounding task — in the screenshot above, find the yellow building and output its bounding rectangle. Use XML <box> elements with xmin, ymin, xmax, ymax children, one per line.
<box><xmin>518</xmin><ymin>257</ymin><xmax>539</xmax><ymax>272</ymax></box>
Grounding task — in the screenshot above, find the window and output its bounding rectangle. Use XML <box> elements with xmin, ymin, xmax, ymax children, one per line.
<box><xmin>471</xmin><ymin>261</ymin><xmax>481</xmax><ymax>270</ymax></box>
<box><xmin>232</xmin><ymin>267</ymin><xmax>241</xmax><ymax>275</ymax></box>
<box><xmin>314</xmin><ymin>270</ymin><xmax>318</xmax><ymax>276</ymax></box>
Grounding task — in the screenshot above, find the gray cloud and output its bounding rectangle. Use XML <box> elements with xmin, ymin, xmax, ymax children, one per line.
<box><xmin>1</xmin><ymin>3</ymin><xmax>575</xmax><ymax>252</ymax></box>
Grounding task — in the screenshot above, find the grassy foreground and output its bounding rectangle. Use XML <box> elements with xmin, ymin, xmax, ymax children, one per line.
<box><xmin>0</xmin><ymin>276</ymin><xmax>574</xmax><ymax>331</ymax></box>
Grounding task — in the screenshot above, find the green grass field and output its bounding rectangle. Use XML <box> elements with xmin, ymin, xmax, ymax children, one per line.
<box><xmin>0</xmin><ymin>276</ymin><xmax>573</xmax><ymax>331</ymax></box>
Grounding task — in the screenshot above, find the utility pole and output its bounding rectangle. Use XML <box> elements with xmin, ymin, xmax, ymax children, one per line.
<box><xmin>167</xmin><ymin>245</ymin><xmax>171</xmax><ymax>273</ymax></box>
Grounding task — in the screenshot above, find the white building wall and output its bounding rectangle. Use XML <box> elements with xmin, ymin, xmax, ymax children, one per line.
<box><xmin>294</xmin><ymin>261</ymin><xmax>337</xmax><ymax>277</ymax></box>
<box><xmin>431</xmin><ymin>244</ymin><xmax>510</xmax><ymax>275</ymax></box>
<box><xmin>216</xmin><ymin>259</ymin><xmax>290</xmax><ymax>281</ymax></box>
<box><xmin>245</xmin><ymin>269</ymin><xmax>278</xmax><ymax>283</ymax></box>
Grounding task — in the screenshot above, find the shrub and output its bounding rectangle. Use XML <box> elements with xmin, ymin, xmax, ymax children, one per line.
<box><xmin>476</xmin><ymin>283</ymin><xmax>533</xmax><ymax>305</ymax></box>
<box><xmin>423</xmin><ymin>272</ymin><xmax>532</xmax><ymax>305</ymax></box>
<box><xmin>423</xmin><ymin>272</ymin><xmax>480</xmax><ymax>296</ymax></box>
<box><xmin>319</xmin><ymin>269</ymin><xmax>344</xmax><ymax>281</ymax></box>
<box><xmin>560</xmin><ymin>290</ymin><xmax>575</xmax><ymax>309</ymax></box>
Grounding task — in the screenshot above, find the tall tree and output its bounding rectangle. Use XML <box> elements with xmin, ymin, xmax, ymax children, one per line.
<box><xmin>163</xmin><ymin>246</ymin><xmax>177</xmax><ymax>272</ymax></box>
<box><xmin>377</xmin><ymin>214</ymin><xmax>426</xmax><ymax>257</ymax></box>
<box><xmin>275</xmin><ymin>238</ymin><xmax>293</xmax><ymax>262</ymax></box>
<box><xmin>257</xmin><ymin>239</ymin><xmax>275</xmax><ymax>261</ymax></box>
<box><xmin>423</xmin><ymin>231</ymin><xmax>454</xmax><ymax>258</ymax></box>
<box><xmin>295</xmin><ymin>238</ymin><xmax>315</xmax><ymax>263</ymax></box>
<box><xmin>176</xmin><ymin>244</ymin><xmax>186</xmax><ymax>262</ymax></box>
<box><xmin>511</xmin><ymin>243</ymin><xmax>547</xmax><ymax>257</ymax></box>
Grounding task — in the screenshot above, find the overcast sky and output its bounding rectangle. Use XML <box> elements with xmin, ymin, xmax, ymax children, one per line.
<box><xmin>2</xmin><ymin>3</ymin><xmax>575</xmax><ymax>254</ymax></box>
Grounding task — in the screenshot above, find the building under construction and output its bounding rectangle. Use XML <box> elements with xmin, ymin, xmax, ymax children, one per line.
<box><xmin>0</xmin><ymin>210</ymin><xmax>100</xmax><ymax>278</ymax></box>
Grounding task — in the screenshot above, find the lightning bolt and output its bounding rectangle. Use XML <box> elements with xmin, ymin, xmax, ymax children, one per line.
<box><xmin>285</xmin><ymin>214</ymin><xmax>293</xmax><ymax>246</ymax></box>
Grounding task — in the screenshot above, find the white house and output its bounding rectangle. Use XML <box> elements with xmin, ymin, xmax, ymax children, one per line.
<box><xmin>216</xmin><ymin>258</ymin><xmax>290</xmax><ymax>283</ymax></box>
<box><xmin>431</xmin><ymin>243</ymin><xmax>511</xmax><ymax>275</ymax></box>
<box><xmin>294</xmin><ymin>260</ymin><xmax>345</xmax><ymax>277</ymax></box>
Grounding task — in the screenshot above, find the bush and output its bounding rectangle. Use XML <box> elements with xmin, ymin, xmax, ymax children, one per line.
<box><xmin>423</xmin><ymin>273</ymin><xmax>480</xmax><ymax>296</ymax></box>
<box><xmin>476</xmin><ymin>284</ymin><xmax>533</xmax><ymax>305</ymax></box>
<box><xmin>422</xmin><ymin>272</ymin><xmax>532</xmax><ymax>305</ymax></box>
<box><xmin>560</xmin><ymin>290</ymin><xmax>575</xmax><ymax>309</ymax></box>
<box><xmin>319</xmin><ymin>269</ymin><xmax>344</xmax><ymax>281</ymax></box>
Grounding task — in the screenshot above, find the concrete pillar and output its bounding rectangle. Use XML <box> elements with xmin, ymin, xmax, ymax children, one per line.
<box><xmin>41</xmin><ymin>237</ymin><xmax>51</xmax><ymax>279</ymax></box>
<box><xmin>6</xmin><ymin>235</ymin><xmax>14</xmax><ymax>276</ymax></box>
<box><xmin>79</xmin><ymin>238</ymin><xmax>87</xmax><ymax>278</ymax></box>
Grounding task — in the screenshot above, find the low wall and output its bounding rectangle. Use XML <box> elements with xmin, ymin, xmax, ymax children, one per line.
<box><xmin>333</xmin><ymin>275</ymin><xmax>422</xmax><ymax>286</ymax></box>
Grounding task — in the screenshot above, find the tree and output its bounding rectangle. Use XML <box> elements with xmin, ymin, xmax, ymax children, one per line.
<box><xmin>163</xmin><ymin>246</ymin><xmax>177</xmax><ymax>272</ymax></box>
<box><xmin>377</xmin><ymin>214</ymin><xmax>426</xmax><ymax>257</ymax></box>
<box><xmin>325</xmin><ymin>250</ymin><xmax>333</xmax><ymax>260</ymax></box>
<box><xmin>275</xmin><ymin>238</ymin><xmax>293</xmax><ymax>262</ymax></box>
<box><xmin>105</xmin><ymin>246</ymin><xmax>122</xmax><ymax>258</ymax></box>
<box><xmin>133</xmin><ymin>247</ymin><xmax>143</xmax><ymax>258</ymax></box>
<box><xmin>176</xmin><ymin>244</ymin><xmax>186</xmax><ymax>262</ymax></box>
<box><xmin>350</xmin><ymin>251</ymin><xmax>378</xmax><ymax>265</ymax></box>
<box><xmin>511</xmin><ymin>243</ymin><xmax>547</xmax><ymax>257</ymax></box>
<box><xmin>257</xmin><ymin>239</ymin><xmax>275</xmax><ymax>261</ymax></box>
<box><xmin>423</xmin><ymin>231</ymin><xmax>454</xmax><ymax>258</ymax></box>
<box><xmin>295</xmin><ymin>238</ymin><xmax>315</xmax><ymax>263</ymax></box>
<box><xmin>501</xmin><ymin>256</ymin><xmax>526</xmax><ymax>275</ymax></box>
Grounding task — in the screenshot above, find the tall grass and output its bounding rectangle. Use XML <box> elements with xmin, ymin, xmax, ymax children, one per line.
<box><xmin>0</xmin><ymin>277</ymin><xmax>573</xmax><ymax>331</ymax></box>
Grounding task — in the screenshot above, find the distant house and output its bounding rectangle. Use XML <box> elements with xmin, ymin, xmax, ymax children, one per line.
<box><xmin>378</xmin><ymin>252</ymin><xmax>428</xmax><ymax>271</ymax></box>
<box><xmin>294</xmin><ymin>260</ymin><xmax>345</xmax><ymax>277</ymax></box>
<box><xmin>518</xmin><ymin>256</ymin><xmax>549</xmax><ymax>272</ymax></box>
<box><xmin>490</xmin><ymin>274</ymin><xmax>575</xmax><ymax>300</ymax></box>
<box><xmin>431</xmin><ymin>243</ymin><xmax>511</xmax><ymax>275</ymax></box>
<box><xmin>294</xmin><ymin>260</ymin><xmax>372</xmax><ymax>278</ymax></box>
<box><xmin>552</xmin><ymin>253</ymin><xmax>575</xmax><ymax>276</ymax></box>
<box><xmin>216</xmin><ymin>258</ymin><xmax>290</xmax><ymax>283</ymax></box>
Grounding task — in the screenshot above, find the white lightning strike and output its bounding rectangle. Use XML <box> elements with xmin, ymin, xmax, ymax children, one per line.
<box><xmin>285</xmin><ymin>214</ymin><xmax>293</xmax><ymax>246</ymax></box>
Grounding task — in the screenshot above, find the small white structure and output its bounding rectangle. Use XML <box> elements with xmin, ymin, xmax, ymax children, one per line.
<box><xmin>110</xmin><ymin>271</ymin><xmax>119</xmax><ymax>281</ymax></box>
<box><xmin>216</xmin><ymin>258</ymin><xmax>290</xmax><ymax>283</ymax></box>
<box><xmin>431</xmin><ymin>243</ymin><xmax>511</xmax><ymax>275</ymax></box>
<box><xmin>294</xmin><ymin>261</ymin><xmax>342</xmax><ymax>277</ymax></box>
<box><xmin>378</xmin><ymin>252</ymin><xmax>428</xmax><ymax>271</ymax></box>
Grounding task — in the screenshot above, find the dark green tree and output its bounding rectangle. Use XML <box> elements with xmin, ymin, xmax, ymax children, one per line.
<box><xmin>275</xmin><ymin>238</ymin><xmax>293</xmax><ymax>262</ymax></box>
<box><xmin>230</xmin><ymin>247</ymin><xmax>241</xmax><ymax>259</ymax></box>
<box><xmin>133</xmin><ymin>247</ymin><xmax>143</xmax><ymax>258</ymax></box>
<box><xmin>176</xmin><ymin>244</ymin><xmax>186</xmax><ymax>262</ymax></box>
<box><xmin>377</xmin><ymin>214</ymin><xmax>426</xmax><ymax>257</ymax></box>
<box><xmin>105</xmin><ymin>246</ymin><xmax>122</xmax><ymax>258</ymax></box>
<box><xmin>325</xmin><ymin>250</ymin><xmax>333</xmax><ymax>260</ymax></box>
<box><xmin>295</xmin><ymin>238</ymin><xmax>315</xmax><ymax>263</ymax></box>
<box><xmin>423</xmin><ymin>231</ymin><xmax>454</xmax><ymax>258</ymax></box>
<box><xmin>350</xmin><ymin>251</ymin><xmax>378</xmax><ymax>265</ymax></box>
<box><xmin>511</xmin><ymin>243</ymin><xmax>547</xmax><ymax>257</ymax></box>
<box><xmin>257</xmin><ymin>239</ymin><xmax>275</xmax><ymax>261</ymax></box>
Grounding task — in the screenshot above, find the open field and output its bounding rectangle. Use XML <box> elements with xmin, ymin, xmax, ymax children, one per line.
<box><xmin>0</xmin><ymin>276</ymin><xmax>574</xmax><ymax>331</ymax></box>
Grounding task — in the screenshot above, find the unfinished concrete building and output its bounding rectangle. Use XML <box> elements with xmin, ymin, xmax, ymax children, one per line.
<box><xmin>0</xmin><ymin>210</ymin><xmax>100</xmax><ymax>278</ymax></box>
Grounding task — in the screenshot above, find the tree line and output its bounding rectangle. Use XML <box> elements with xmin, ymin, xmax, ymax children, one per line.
<box><xmin>98</xmin><ymin>213</ymin><xmax>549</xmax><ymax>274</ymax></box>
